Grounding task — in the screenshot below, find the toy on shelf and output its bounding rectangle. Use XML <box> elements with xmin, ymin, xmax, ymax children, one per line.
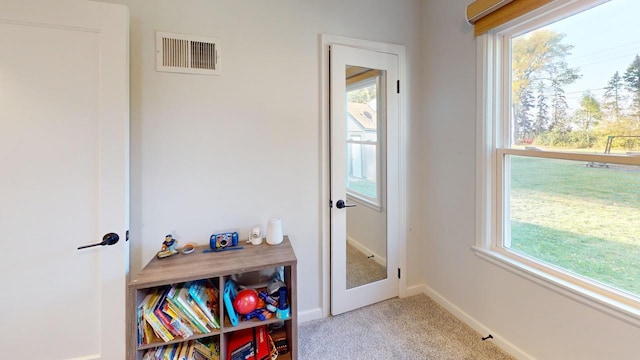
<box><xmin>204</xmin><ymin>231</ymin><xmax>243</xmax><ymax>253</ymax></box>
<box><xmin>233</xmin><ymin>289</ymin><xmax>259</xmax><ymax>315</ymax></box>
<box><xmin>156</xmin><ymin>234</ymin><xmax>179</xmax><ymax>259</ymax></box>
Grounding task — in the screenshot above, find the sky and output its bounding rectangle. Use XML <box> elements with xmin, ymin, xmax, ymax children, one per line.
<box><xmin>535</xmin><ymin>0</ymin><xmax>640</xmax><ymax>108</ymax></box>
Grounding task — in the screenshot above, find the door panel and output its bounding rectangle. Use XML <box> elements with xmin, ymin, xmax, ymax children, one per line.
<box><xmin>330</xmin><ymin>44</ymin><xmax>399</xmax><ymax>315</ymax></box>
<box><xmin>0</xmin><ymin>1</ymin><xmax>129</xmax><ymax>359</ymax></box>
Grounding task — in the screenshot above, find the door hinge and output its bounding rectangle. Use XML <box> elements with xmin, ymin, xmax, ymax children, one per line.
<box><xmin>126</xmin><ymin>230</ymin><xmax>129</xmax><ymax>241</ymax></box>
<box><xmin>398</xmin><ymin>268</ymin><xmax>401</xmax><ymax>279</ymax></box>
<box><xmin>329</xmin><ymin>200</ymin><xmax>333</xmax><ymax>208</ymax></box>
<box><xmin>397</xmin><ymin>80</ymin><xmax>400</xmax><ymax>94</ymax></box>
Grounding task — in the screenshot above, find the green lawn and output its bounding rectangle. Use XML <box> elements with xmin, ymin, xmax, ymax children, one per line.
<box><xmin>348</xmin><ymin>178</ymin><xmax>377</xmax><ymax>199</ymax></box>
<box><xmin>508</xmin><ymin>156</ymin><xmax>640</xmax><ymax>296</ymax></box>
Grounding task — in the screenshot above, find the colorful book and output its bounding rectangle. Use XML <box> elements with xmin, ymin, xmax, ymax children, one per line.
<box><xmin>188</xmin><ymin>298</ymin><xmax>217</xmax><ymax>330</ymax></box>
<box><xmin>168</xmin><ymin>283</ymin><xmax>209</xmax><ymax>333</ymax></box>
<box><xmin>142</xmin><ymin>290</ymin><xmax>174</xmax><ymax>342</ymax></box>
<box><xmin>188</xmin><ymin>280</ymin><xmax>220</xmax><ymax>329</ymax></box>
<box><xmin>194</xmin><ymin>338</ymin><xmax>220</xmax><ymax>360</ymax></box>
<box><xmin>165</xmin><ymin>295</ymin><xmax>203</xmax><ymax>335</ymax></box>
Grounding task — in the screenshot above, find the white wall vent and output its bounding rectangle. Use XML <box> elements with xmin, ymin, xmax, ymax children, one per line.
<box><xmin>156</xmin><ymin>31</ymin><xmax>221</xmax><ymax>75</ymax></box>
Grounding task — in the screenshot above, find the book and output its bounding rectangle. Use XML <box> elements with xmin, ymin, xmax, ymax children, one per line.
<box><xmin>154</xmin><ymin>288</ymin><xmax>181</xmax><ymax>338</ymax></box>
<box><xmin>188</xmin><ymin>298</ymin><xmax>217</xmax><ymax>330</ymax></box>
<box><xmin>142</xmin><ymin>290</ymin><xmax>174</xmax><ymax>342</ymax></box>
<box><xmin>160</xmin><ymin>300</ymin><xmax>195</xmax><ymax>339</ymax></box>
<box><xmin>194</xmin><ymin>338</ymin><xmax>220</xmax><ymax>360</ymax></box>
<box><xmin>188</xmin><ymin>280</ymin><xmax>220</xmax><ymax>329</ymax></box>
<box><xmin>165</xmin><ymin>294</ymin><xmax>203</xmax><ymax>335</ymax></box>
<box><xmin>168</xmin><ymin>284</ymin><xmax>209</xmax><ymax>333</ymax></box>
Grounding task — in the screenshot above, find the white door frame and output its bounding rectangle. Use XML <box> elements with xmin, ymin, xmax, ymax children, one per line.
<box><xmin>320</xmin><ymin>34</ymin><xmax>407</xmax><ymax>317</ymax></box>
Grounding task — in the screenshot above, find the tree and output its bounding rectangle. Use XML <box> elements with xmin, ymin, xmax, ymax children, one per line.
<box><xmin>534</xmin><ymin>81</ymin><xmax>549</xmax><ymax>135</ymax></box>
<box><xmin>623</xmin><ymin>54</ymin><xmax>640</xmax><ymax>120</ymax></box>
<box><xmin>574</xmin><ymin>91</ymin><xmax>602</xmax><ymax>145</ymax></box>
<box><xmin>602</xmin><ymin>71</ymin><xmax>624</xmax><ymax>121</ymax></box>
<box><xmin>511</xmin><ymin>29</ymin><xmax>580</xmax><ymax>138</ymax></box>
<box><xmin>514</xmin><ymin>86</ymin><xmax>535</xmax><ymax>141</ymax></box>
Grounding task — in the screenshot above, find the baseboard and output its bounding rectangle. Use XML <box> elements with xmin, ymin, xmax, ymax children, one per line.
<box><xmin>297</xmin><ymin>307</ymin><xmax>323</xmax><ymax>323</ymax></box>
<box><xmin>346</xmin><ymin>236</ymin><xmax>387</xmax><ymax>267</ymax></box>
<box><xmin>416</xmin><ymin>284</ymin><xmax>535</xmax><ymax>360</ymax></box>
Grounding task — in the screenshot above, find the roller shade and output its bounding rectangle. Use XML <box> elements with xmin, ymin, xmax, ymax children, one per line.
<box><xmin>467</xmin><ymin>0</ymin><xmax>555</xmax><ymax>36</ymax></box>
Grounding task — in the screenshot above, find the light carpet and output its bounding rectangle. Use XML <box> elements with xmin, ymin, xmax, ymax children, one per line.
<box><xmin>299</xmin><ymin>294</ymin><xmax>515</xmax><ymax>360</ymax></box>
<box><xmin>346</xmin><ymin>243</ymin><xmax>387</xmax><ymax>289</ymax></box>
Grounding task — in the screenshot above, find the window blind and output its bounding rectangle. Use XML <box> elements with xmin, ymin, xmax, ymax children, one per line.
<box><xmin>467</xmin><ymin>0</ymin><xmax>555</xmax><ymax>36</ymax></box>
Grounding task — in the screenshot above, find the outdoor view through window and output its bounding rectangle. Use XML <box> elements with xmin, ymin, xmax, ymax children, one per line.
<box><xmin>505</xmin><ymin>0</ymin><xmax>640</xmax><ymax>299</ymax></box>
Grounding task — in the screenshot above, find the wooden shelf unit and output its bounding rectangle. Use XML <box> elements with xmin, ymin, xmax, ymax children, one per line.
<box><xmin>126</xmin><ymin>236</ymin><xmax>297</xmax><ymax>360</ymax></box>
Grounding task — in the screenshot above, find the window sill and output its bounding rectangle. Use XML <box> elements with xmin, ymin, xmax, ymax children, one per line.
<box><xmin>473</xmin><ymin>246</ymin><xmax>640</xmax><ymax>329</ymax></box>
<box><xmin>346</xmin><ymin>193</ymin><xmax>382</xmax><ymax>212</ymax></box>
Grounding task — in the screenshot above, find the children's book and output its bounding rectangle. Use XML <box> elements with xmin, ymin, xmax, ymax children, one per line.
<box><xmin>168</xmin><ymin>283</ymin><xmax>209</xmax><ymax>333</ymax></box>
<box><xmin>188</xmin><ymin>280</ymin><xmax>220</xmax><ymax>329</ymax></box>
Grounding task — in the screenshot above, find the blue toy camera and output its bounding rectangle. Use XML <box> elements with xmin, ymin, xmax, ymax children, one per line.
<box><xmin>210</xmin><ymin>231</ymin><xmax>239</xmax><ymax>249</ymax></box>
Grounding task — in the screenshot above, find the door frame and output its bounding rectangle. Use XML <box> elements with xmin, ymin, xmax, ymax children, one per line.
<box><xmin>320</xmin><ymin>34</ymin><xmax>407</xmax><ymax>317</ymax></box>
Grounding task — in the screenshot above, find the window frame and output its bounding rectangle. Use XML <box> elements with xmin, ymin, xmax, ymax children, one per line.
<box><xmin>345</xmin><ymin>75</ymin><xmax>384</xmax><ymax>211</ymax></box>
<box><xmin>475</xmin><ymin>0</ymin><xmax>640</xmax><ymax>327</ymax></box>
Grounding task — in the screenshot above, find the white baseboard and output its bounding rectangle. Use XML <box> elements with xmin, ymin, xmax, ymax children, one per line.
<box><xmin>347</xmin><ymin>236</ymin><xmax>387</xmax><ymax>267</ymax></box>
<box><xmin>412</xmin><ymin>284</ymin><xmax>535</xmax><ymax>360</ymax></box>
<box><xmin>297</xmin><ymin>307</ymin><xmax>323</xmax><ymax>323</ymax></box>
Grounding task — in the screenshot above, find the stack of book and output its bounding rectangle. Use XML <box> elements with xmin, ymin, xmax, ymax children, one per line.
<box><xmin>142</xmin><ymin>338</ymin><xmax>219</xmax><ymax>360</ymax></box>
<box><xmin>137</xmin><ymin>279</ymin><xmax>221</xmax><ymax>345</ymax></box>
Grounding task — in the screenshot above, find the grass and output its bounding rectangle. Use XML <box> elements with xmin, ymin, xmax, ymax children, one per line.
<box><xmin>508</xmin><ymin>156</ymin><xmax>640</xmax><ymax>296</ymax></box>
<box><xmin>347</xmin><ymin>178</ymin><xmax>377</xmax><ymax>198</ymax></box>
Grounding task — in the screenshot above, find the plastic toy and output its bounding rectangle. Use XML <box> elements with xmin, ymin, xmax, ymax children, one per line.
<box><xmin>223</xmin><ymin>281</ymin><xmax>239</xmax><ymax>326</ymax></box>
<box><xmin>156</xmin><ymin>234</ymin><xmax>179</xmax><ymax>259</ymax></box>
<box><xmin>210</xmin><ymin>231</ymin><xmax>239</xmax><ymax>249</ymax></box>
<box><xmin>233</xmin><ymin>289</ymin><xmax>259</xmax><ymax>315</ymax></box>
<box><xmin>276</xmin><ymin>287</ymin><xmax>290</xmax><ymax>320</ymax></box>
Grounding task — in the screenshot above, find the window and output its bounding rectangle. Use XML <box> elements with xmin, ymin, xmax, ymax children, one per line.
<box><xmin>345</xmin><ymin>69</ymin><xmax>384</xmax><ymax>208</ymax></box>
<box><xmin>477</xmin><ymin>0</ymin><xmax>640</xmax><ymax>322</ymax></box>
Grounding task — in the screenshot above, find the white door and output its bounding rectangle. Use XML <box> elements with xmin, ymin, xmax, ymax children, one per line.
<box><xmin>0</xmin><ymin>1</ymin><xmax>129</xmax><ymax>359</ymax></box>
<box><xmin>330</xmin><ymin>44</ymin><xmax>399</xmax><ymax>315</ymax></box>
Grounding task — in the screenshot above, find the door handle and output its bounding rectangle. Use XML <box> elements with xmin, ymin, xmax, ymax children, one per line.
<box><xmin>77</xmin><ymin>232</ymin><xmax>120</xmax><ymax>250</ymax></box>
<box><xmin>335</xmin><ymin>199</ymin><xmax>356</xmax><ymax>209</ymax></box>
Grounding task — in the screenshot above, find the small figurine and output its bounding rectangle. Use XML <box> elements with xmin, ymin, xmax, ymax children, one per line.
<box><xmin>157</xmin><ymin>234</ymin><xmax>179</xmax><ymax>259</ymax></box>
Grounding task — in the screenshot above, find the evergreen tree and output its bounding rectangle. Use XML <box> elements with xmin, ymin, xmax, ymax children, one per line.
<box><xmin>511</xmin><ymin>30</ymin><xmax>580</xmax><ymax>136</ymax></box>
<box><xmin>623</xmin><ymin>54</ymin><xmax>640</xmax><ymax>120</ymax></box>
<box><xmin>515</xmin><ymin>86</ymin><xmax>535</xmax><ymax>141</ymax></box>
<box><xmin>534</xmin><ymin>81</ymin><xmax>549</xmax><ymax>135</ymax></box>
<box><xmin>602</xmin><ymin>71</ymin><xmax>624</xmax><ymax>121</ymax></box>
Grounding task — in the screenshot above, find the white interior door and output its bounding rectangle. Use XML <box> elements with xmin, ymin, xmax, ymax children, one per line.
<box><xmin>0</xmin><ymin>1</ymin><xmax>129</xmax><ymax>359</ymax></box>
<box><xmin>330</xmin><ymin>44</ymin><xmax>399</xmax><ymax>315</ymax></box>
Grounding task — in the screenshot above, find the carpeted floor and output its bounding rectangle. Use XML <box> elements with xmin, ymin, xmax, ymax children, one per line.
<box><xmin>346</xmin><ymin>243</ymin><xmax>387</xmax><ymax>289</ymax></box>
<box><xmin>299</xmin><ymin>294</ymin><xmax>515</xmax><ymax>360</ymax></box>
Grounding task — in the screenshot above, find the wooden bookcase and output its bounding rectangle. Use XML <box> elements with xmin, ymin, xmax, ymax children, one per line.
<box><xmin>126</xmin><ymin>236</ymin><xmax>298</xmax><ymax>360</ymax></box>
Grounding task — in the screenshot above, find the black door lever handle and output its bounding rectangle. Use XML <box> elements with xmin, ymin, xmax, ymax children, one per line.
<box><xmin>78</xmin><ymin>232</ymin><xmax>120</xmax><ymax>250</ymax></box>
<box><xmin>336</xmin><ymin>199</ymin><xmax>356</xmax><ymax>209</ymax></box>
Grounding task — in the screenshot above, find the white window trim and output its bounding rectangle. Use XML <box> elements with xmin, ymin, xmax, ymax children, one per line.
<box><xmin>345</xmin><ymin>75</ymin><xmax>385</xmax><ymax>210</ymax></box>
<box><xmin>474</xmin><ymin>0</ymin><xmax>640</xmax><ymax>328</ymax></box>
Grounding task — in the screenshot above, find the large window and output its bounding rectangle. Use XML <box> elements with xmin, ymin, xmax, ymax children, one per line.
<box><xmin>478</xmin><ymin>0</ymin><xmax>640</xmax><ymax>321</ymax></box>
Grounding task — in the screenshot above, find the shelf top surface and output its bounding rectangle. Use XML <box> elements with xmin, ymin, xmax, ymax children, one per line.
<box><xmin>129</xmin><ymin>236</ymin><xmax>296</xmax><ymax>288</ymax></box>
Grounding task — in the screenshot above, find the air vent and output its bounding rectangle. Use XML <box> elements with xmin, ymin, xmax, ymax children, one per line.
<box><xmin>156</xmin><ymin>31</ymin><xmax>221</xmax><ymax>75</ymax></box>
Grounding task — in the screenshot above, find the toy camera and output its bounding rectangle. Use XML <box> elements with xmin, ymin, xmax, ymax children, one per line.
<box><xmin>210</xmin><ymin>231</ymin><xmax>239</xmax><ymax>249</ymax></box>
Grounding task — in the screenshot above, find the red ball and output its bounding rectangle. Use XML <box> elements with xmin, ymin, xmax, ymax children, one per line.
<box><xmin>233</xmin><ymin>289</ymin><xmax>259</xmax><ymax>315</ymax></box>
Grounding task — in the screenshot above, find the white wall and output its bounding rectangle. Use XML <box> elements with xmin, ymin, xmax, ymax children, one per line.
<box><xmin>97</xmin><ymin>0</ymin><xmax>424</xmax><ymax>319</ymax></box>
<box><xmin>422</xmin><ymin>1</ymin><xmax>640</xmax><ymax>359</ymax></box>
